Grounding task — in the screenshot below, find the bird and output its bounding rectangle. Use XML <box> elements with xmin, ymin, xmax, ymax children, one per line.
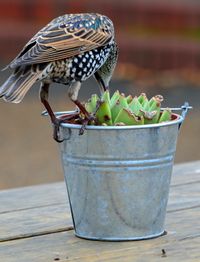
<box><xmin>0</xmin><ymin>13</ymin><xmax>118</xmax><ymax>142</ymax></box>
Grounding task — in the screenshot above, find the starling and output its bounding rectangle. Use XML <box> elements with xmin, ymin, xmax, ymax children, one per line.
<box><xmin>0</xmin><ymin>13</ymin><xmax>118</xmax><ymax>141</ymax></box>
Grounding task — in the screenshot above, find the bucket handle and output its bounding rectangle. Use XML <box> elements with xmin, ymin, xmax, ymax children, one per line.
<box><xmin>161</xmin><ymin>102</ymin><xmax>192</xmax><ymax>129</ymax></box>
<box><xmin>179</xmin><ymin>102</ymin><xmax>192</xmax><ymax>129</ymax></box>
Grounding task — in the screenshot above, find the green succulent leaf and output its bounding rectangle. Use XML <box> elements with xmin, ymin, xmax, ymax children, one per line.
<box><xmin>148</xmin><ymin>95</ymin><xmax>163</xmax><ymax>111</ymax></box>
<box><xmin>126</xmin><ymin>95</ymin><xmax>133</xmax><ymax>104</ymax></box>
<box><xmin>110</xmin><ymin>90</ymin><xmax>120</xmax><ymax>107</ymax></box>
<box><xmin>102</xmin><ymin>90</ymin><xmax>111</xmax><ymax>105</ymax></box>
<box><xmin>141</xmin><ymin>97</ymin><xmax>149</xmax><ymax>111</ymax></box>
<box><xmin>119</xmin><ymin>94</ymin><xmax>129</xmax><ymax>108</ymax></box>
<box><xmin>138</xmin><ymin>93</ymin><xmax>147</xmax><ymax>105</ymax></box>
<box><xmin>111</xmin><ymin>101</ymin><xmax>123</xmax><ymax>122</ymax></box>
<box><xmin>141</xmin><ymin>110</ymin><xmax>160</xmax><ymax>124</ymax></box>
<box><xmin>114</xmin><ymin>108</ymin><xmax>144</xmax><ymax>125</ymax></box>
<box><xmin>159</xmin><ymin>109</ymin><xmax>172</xmax><ymax>123</ymax></box>
<box><xmin>85</xmin><ymin>94</ymin><xmax>99</xmax><ymax>113</ymax></box>
<box><xmin>111</xmin><ymin>94</ymin><xmax>129</xmax><ymax>121</ymax></box>
<box><xmin>96</xmin><ymin>101</ymin><xmax>112</xmax><ymax>125</ymax></box>
<box><xmin>85</xmin><ymin>101</ymin><xmax>94</xmax><ymax>113</ymax></box>
<box><xmin>129</xmin><ymin>96</ymin><xmax>143</xmax><ymax>116</ymax></box>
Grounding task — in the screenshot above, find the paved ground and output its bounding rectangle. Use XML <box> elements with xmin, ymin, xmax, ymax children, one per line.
<box><xmin>0</xmin><ymin>73</ymin><xmax>199</xmax><ymax>189</ymax></box>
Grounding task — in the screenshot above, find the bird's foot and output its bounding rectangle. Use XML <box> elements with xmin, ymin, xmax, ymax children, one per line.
<box><xmin>79</xmin><ymin>114</ymin><xmax>96</xmax><ymax>135</ymax></box>
<box><xmin>53</xmin><ymin>114</ymin><xmax>96</xmax><ymax>139</ymax></box>
<box><xmin>52</xmin><ymin>112</ymin><xmax>80</xmax><ymax>142</ymax></box>
<box><xmin>52</xmin><ymin>118</ymin><xmax>64</xmax><ymax>143</ymax></box>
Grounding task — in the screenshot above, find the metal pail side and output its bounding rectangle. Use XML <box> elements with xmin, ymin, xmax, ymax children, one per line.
<box><xmin>59</xmin><ymin>113</ymin><xmax>183</xmax><ymax>241</ymax></box>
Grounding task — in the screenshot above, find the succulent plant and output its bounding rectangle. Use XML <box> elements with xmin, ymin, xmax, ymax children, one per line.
<box><xmin>85</xmin><ymin>90</ymin><xmax>172</xmax><ymax>126</ymax></box>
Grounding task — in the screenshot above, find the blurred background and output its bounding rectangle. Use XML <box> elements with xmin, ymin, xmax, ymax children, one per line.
<box><xmin>0</xmin><ymin>0</ymin><xmax>200</xmax><ymax>189</ymax></box>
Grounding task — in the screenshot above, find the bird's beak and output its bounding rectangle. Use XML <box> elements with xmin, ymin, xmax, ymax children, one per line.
<box><xmin>94</xmin><ymin>72</ymin><xmax>108</xmax><ymax>93</ymax></box>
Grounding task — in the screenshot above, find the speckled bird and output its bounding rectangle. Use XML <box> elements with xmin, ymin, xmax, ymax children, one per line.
<box><xmin>0</xmin><ymin>13</ymin><xmax>118</xmax><ymax>141</ymax></box>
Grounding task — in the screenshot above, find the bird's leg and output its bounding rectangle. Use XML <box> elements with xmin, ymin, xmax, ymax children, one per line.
<box><xmin>40</xmin><ymin>82</ymin><xmax>54</xmax><ymax>122</ymax></box>
<box><xmin>68</xmin><ymin>82</ymin><xmax>95</xmax><ymax>134</ymax></box>
<box><xmin>39</xmin><ymin>82</ymin><xmax>64</xmax><ymax>142</ymax></box>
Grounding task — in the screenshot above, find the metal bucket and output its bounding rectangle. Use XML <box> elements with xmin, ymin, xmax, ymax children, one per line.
<box><xmin>56</xmin><ymin>104</ymin><xmax>189</xmax><ymax>241</ymax></box>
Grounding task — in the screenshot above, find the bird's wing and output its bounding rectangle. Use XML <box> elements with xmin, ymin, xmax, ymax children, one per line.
<box><xmin>9</xmin><ymin>14</ymin><xmax>114</xmax><ymax>68</ymax></box>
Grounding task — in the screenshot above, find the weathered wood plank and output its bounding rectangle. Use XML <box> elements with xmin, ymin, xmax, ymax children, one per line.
<box><xmin>0</xmin><ymin>162</ymin><xmax>199</xmax><ymax>261</ymax></box>
<box><xmin>168</xmin><ymin>182</ymin><xmax>200</xmax><ymax>212</ymax></box>
<box><xmin>0</xmin><ymin>161</ymin><xmax>200</xmax><ymax>214</ymax></box>
<box><xmin>0</xmin><ymin>206</ymin><xmax>200</xmax><ymax>262</ymax></box>
<box><xmin>0</xmin><ymin>204</ymin><xmax>72</xmax><ymax>242</ymax></box>
<box><xmin>0</xmin><ymin>165</ymin><xmax>200</xmax><ymax>242</ymax></box>
<box><xmin>171</xmin><ymin>161</ymin><xmax>200</xmax><ymax>186</ymax></box>
<box><xmin>0</xmin><ymin>180</ymin><xmax>199</xmax><ymax>242</ymax></box>
<box><xmin>0</xmin><ymin>182</ymin><xmax>67</xmax><ymax>213</ymax></box>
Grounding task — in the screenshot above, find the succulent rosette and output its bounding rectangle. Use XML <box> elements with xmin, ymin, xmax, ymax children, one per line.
<box><xmin>85</xmin><ymin>91</ymin><xmax>172</xmax><ymax>126</ymax></box>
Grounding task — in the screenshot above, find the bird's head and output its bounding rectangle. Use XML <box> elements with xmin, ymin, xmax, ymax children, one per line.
<box><xmin>94</xmin><ymin>41</ymin><xmax>118</xmax><ymax>93</ymax></box>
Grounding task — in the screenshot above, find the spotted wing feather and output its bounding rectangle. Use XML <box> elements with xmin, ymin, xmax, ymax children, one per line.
<box><xmin>9</xmin><ymin>13</ymin><xmax>114</xmax><ymax>68</ymax></box>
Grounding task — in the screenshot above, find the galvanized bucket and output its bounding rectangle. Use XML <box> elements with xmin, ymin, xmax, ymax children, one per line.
<box><xmin>55</xmin><ymin>104</ymin><xmax>189</xmax><ymax>241</ymax></box>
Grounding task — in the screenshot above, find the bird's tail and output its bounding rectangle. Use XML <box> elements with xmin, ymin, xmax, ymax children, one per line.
<box><xmin>0</xmin><ymin>65</ymin><xmax>42</xmax><ymax>103</ymax></box>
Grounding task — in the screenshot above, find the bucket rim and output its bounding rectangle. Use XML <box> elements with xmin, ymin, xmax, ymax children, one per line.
<box><xmin>51</xmin><ymin>111</ymin><xmax>184</xmax><ymax>130</ymax></box>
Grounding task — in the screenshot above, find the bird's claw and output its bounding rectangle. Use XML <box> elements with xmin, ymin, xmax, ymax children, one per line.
<box><xmin>79</xmin><ymin>114</ymin><xmax>96</xmax><ymax>135</ymax></box>
<box><xmin>53</xmin><ymin>118</ymin><xmax>64</xmax><ymax>143</ymax></box>
<box><xmin>52</xmin><ymin>113</ymin><xmax>96</xmax><ymax>140</ymax></box>
<box><xmin>52</xmin><ymin>112</ymin><xmax>80</xmax><ymax>142</ymax></box>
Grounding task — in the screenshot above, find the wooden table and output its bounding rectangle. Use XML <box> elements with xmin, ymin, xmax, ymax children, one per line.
<box><xmin>0</xmin><ymin>161</ymin><xmax>200</xmax><ymax>261</ymax></box>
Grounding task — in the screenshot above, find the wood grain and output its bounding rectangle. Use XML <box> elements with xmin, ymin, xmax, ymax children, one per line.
<box><xmin>171</xmin><ymin>161</ymin><xmax>200</xmax><ymax>186</ymax></box>
<box><xmin>1</xmin><ymin>207</ymin><xmax>200</xmax><ymax>262</ymax></box>
<box><xmin>0</xmin><ymin>204</ymin><xmax>72</xmax><ymax>242</ymax></box>
<box><xmin>0</xmin><ymin>161</ymin><xmax>200</xmax><ymax>261</ymax></box>
<box><xmin>0</xmin><ymin>182</ymin><xmax>68</xmax><ymax>213</ymax></box>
